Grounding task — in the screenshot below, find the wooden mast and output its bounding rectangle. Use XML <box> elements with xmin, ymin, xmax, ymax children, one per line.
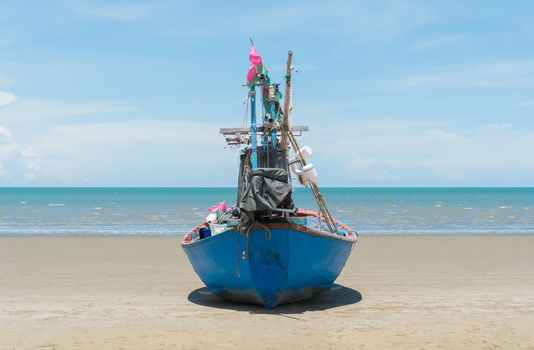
<box><xmin>282</xmin><ymin>51</ymin><xmax>340</xmax><ymax>236</ymax></box>
<box><xmin>281</xmin><ymin>51</ymin><xmax>293</xmax><ymax>151</ymax></box>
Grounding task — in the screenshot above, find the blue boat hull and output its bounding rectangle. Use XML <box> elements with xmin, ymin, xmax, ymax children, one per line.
<box><xmin>182</xmin><ymin>224</ymin><xmax>357</xmax><ymax>308</ymax></box>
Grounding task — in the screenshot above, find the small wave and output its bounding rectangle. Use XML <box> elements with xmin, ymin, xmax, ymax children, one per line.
<box><xmin>464</xmin><ymin>207</ymin><xmax>472</xmax><ymax>210</ymax></box>
<box><xmin>20</xmin><ymin>201</ymin><xmax>27</xmax><ymax>204</ymax></box>
<box><xmin>48</xmin><ymin>203</ymin><xmax>66</xmax><ymax>206</ymax></box>
<box><xmin>434</xmin><ymin>204</ymin><xmax>442</xmax><ymax>207</ymax></box>
<box><xmin>499</xmin><ymin>206</ymin><xmax>509</xmax><ymax>209</ymax></box>
<box><xmin>94</xmin><ymin>207</ymin><xmax>102</xmax><ymax>210</ymax></box>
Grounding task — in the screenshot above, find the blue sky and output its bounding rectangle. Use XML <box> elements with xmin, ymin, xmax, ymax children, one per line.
<box><xmin>1</xmin><ymin>0</ymin><xmax>533</xmax><ymax>186</ymax></box>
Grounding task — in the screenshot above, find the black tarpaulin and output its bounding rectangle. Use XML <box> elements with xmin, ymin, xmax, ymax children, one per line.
<box><xmin>238</xmin><ymin>167</ymin><xmax>293</xmax><ymax>234</ymax></box>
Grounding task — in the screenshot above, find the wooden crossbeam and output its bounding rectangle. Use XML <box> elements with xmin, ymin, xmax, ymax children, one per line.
<box><xmin>220</xmin><ymin>125</ymin><xmax>308</xmax><ymax>135</ymax></box>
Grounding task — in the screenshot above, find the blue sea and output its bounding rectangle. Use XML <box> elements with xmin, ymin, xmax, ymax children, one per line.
<box><xmin>0</xmin><ymin>187</ymin><xmax>533</xmax><ymax>235</ymax></box>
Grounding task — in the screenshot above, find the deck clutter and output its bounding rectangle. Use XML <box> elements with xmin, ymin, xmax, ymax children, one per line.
<box><xmin>182</xmin><ymin>45</ymin><xmax>358</xmax><ymax>308</ymax></box>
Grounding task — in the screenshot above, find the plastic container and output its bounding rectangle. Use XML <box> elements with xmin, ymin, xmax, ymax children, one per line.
<box><xmin>210</xmin><ymin>224</ymin><xmax>229</xmax><ymax>235</ymax></box>
<box><xmin>298</xmin><ymin>146</ymin><xmax>312</xmax><ymax>159</ymax></box>
<box><xmin>199</xmin><ymin>226</ymin><xmax>212</xmax><ymax>239</ymax></box>
<box><xmin>300</xmin><ymin>163</ymin><xmax>318</xmax><ymax>186</ymax></box>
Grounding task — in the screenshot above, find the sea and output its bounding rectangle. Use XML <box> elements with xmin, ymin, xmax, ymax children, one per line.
<box><xmin>0</xmin><ymin>187</ymin><xmax>533</xmax><ymax>235</ymax></box>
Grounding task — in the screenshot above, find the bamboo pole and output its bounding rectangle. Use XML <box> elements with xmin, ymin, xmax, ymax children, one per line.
<box><xmin>286</xmin><ymin>130</ymin><xmax>339</xmax><ymax>235</ymax></box>
<box><xmin>282</xmin><ymin>51</ymin><xmax>293</xmax><ymax>151</ymax></box>
<box><xmin>282</xmin><ymin>50</ymin><xmax>339</xmax><ymax>235</ymax></box>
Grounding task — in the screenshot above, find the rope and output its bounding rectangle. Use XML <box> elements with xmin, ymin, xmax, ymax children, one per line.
<box><xmin>256</xmin><ymin>222</ymin><xmax>272</xmax><ymax>240</ymax></box>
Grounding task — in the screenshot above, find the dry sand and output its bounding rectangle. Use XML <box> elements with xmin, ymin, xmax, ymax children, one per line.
<box><xmin>1</xmin><ymin>235</ymin><xmax>534</xmax><ymax>349</ymax></box>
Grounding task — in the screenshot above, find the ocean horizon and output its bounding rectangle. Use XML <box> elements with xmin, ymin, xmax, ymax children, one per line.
<box><xmin>1</xmin><ymin>187</ymin><xmax>532</xmax><ymax>236</ymax></box>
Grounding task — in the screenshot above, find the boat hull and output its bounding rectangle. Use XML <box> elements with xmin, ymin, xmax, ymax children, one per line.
<box><xmin>182</xmin><ymin>224</ymin><xmax>357</xmax><ymax>308</ymax></box>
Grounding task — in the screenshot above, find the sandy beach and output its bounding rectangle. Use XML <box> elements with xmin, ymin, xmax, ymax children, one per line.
<box><xmin>1</xmin><ymin>235</ymin><xmax>533</xmax><ymax>349</ymax></box>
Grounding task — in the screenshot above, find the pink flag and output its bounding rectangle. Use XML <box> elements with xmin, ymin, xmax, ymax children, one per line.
<box><xmin>246</xmin><ymin>65</ymin><xmax>258</xmax><ymax>84</ymax></box>
<box><xmin>249</xmin><ymin>45</ymin><xmax>262</xmax><ymax>65</ymax></box>
<box><xmin>208</xmin><ymin>201</ymin><xmax>227</xmax><ymax>213</ymax></box>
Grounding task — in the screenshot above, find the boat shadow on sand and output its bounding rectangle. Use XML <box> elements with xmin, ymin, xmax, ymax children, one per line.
<box><xmin>187</xmin><ymin>284</ymin><xmax>362</xmax><ymax>315</ymax></box>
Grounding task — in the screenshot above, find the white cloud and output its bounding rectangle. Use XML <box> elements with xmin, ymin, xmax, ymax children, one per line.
<box><xmin>380</xmin><ymin>60</ymin><xmax>534</xmax><ymax>90</ymax></box>
<box><xmin>23</xmin><ymin>161</ymin><xmax>40</xmax><ymax>182</ymax></box>
<box><xmin>306</xmin><ymin>119</ymin><xmax>534</xmax><ymax>186</ymax></box>
<box><xmin>0</xmin><ymin>125</ymin><xmax>12</xmax><ymax>142</ymax></box>
<box><xmin>18</xmin><ymin>146</ymin><xmax>39</xmax><ymax>158</ymax></box>
<box><xmin>0</xmin><ymin>98</ymin><xmax>144</xmax><ymax>185</ymax></box>
<box><xmin>0</xmin><ymin>98</ymin><xmax>134</xmax><ymax>123</ymax></box>
<box><xmin>0</xmin><ymin>144</ymin><xmax>18</xmax><ymax>159</ymax></box>
<box><xmin>0</xmin><ymin>125</ymin><xmax>42</xmax><ymax>184</ymax></box>
<box><xmin>1</xmin><ymin>120</ymin><xmax>237</xmax><ymax>186</ymax></box>
<box><xmin>0</xmin><ymin>98</ymin><xmax>137</xmax><ymax>185</ymax></box>
<box><xmin>41</xmin><ymin>120</ymin><xmax>215</xmax><ymax>145</ymax></box>
<box><xmin>2</xmin><ymin>115</ymin><xmax>533</xmax><ymax>186</ymax></box>
<box><xmin>0</xmin><ymin>91</ymin><xmax>16</xmax><ymax>106</ymax></box>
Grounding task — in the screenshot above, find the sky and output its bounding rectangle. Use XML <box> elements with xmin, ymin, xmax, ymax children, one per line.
<box><xmin>1</xmin><ymin>0</ymin><xmax>533</xmax><ymax>187</ymax></box>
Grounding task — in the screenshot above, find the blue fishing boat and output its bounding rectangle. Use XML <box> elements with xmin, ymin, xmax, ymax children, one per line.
<box><xmin>182</xmin><ymin>45</ymin><xmax>358</xmax><ymax>309</ymax></box>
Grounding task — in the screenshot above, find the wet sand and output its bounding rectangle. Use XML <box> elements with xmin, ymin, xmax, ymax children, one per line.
<box><xmin>1</xmin><ymin>235</ymin><xmax>533</xmax><ymax>349</ymax></box>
